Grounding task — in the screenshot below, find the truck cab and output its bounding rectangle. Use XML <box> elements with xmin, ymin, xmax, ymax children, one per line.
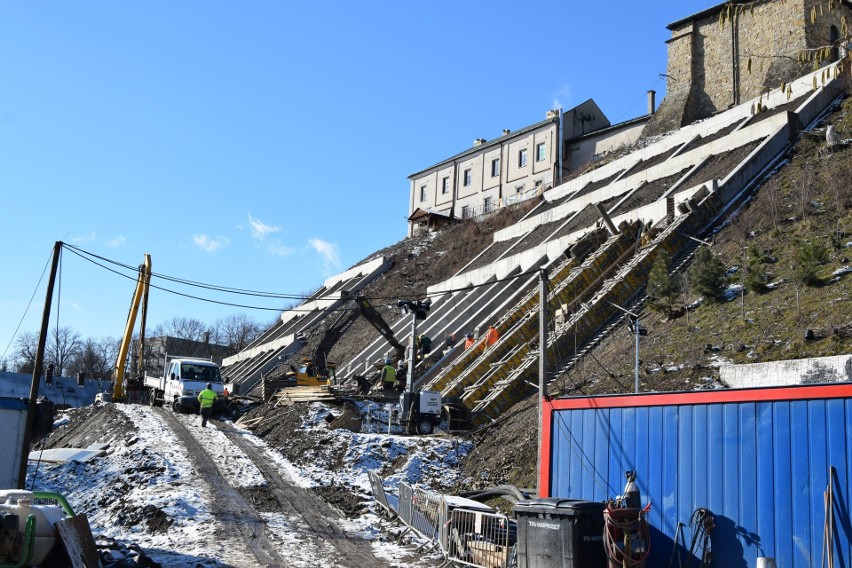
<box><xmin>148</xmin><ymin>358</ymin><xmax>226</xmax><ymax>414</ymax></box>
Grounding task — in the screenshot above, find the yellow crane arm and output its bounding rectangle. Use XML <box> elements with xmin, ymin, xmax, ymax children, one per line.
<box><xmin>113</xmin><ymin>254</ymin><xmax>151</xmax><ymax>400</ymax></box>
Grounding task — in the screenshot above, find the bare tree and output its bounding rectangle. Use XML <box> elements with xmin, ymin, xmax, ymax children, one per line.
<box><xmin>151</xmin><ymin>317</ymin><xmax>210</xmax><ymax>342</ymax></box>
<box><xmin>46</xmin><ymin>326</ymin><xmax>82</xmax><ymax>377</ymax></box>
<box><xmin>13</xmin><ymin>331</ymin><xmax>39</xmax><ymax>374</ymax></box>
<box><xmin>67</xmin><ymin>336</ymin><xmax>118</xmax><ymax>379</ymax></box>
<box><xmin>214</xmin><ymin>313</ymin><xmax>262</xmax><ymax>354</ymax></box>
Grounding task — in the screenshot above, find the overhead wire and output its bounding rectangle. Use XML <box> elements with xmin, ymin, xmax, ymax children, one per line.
<box><xmin>1</xmin><ymin>248</ymin><xmax>54</xmax><ymax>363</ymax></box>
<box><xmin>60</xmin><ymin>242</ymin><xmax>545</xmax><ymax>314</ymax></box>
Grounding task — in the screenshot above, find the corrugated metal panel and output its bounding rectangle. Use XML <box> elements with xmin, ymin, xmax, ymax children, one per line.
<box><xmin>545</xmin><ymin>385</ymin><xmax>852</xmax><ymax>567</ymax></box>
<box><xmin>0</xmin><ymin>397</ymin><xmax>28</xmax><ymax>488</ymax></box>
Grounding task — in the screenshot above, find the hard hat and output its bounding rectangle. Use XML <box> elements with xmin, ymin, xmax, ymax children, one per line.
<box><xmin>385</xmin><ymin>358</ymin><xmax>392</xmax><ymax>365</ymax></box>
<box><xmin>467</xmin><ymin>333</ymin><xmax>474</xmax><ymax>338</ymax></box>
<box><xmin>206</xmin><ymin>382</ymin><xmax>212</xmax><ymax>389</ymax></box>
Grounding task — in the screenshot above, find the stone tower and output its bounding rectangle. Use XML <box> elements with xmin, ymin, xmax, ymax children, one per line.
<box><xmin>644</xmin><ymin>0</ymin><xmax>852</xmax><ymax>137</ymax></box>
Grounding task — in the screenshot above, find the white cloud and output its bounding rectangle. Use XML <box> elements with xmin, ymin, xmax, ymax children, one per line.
<box><xmin>247</xmin><ymin>213</ymin><xmax>280</xmax><ymax>241</ymax></box>
<box><xmin>70</xmin><ymin>232</ymin><xmax>97</xmax><ymax>244</ymax></box>
<box><xmin>308</xmin><ymin>238</ymin><xmax>341</xmax><ymax>274</ymax></box>
<box><xmin>106</xmin><ymin>236</ymin><xmax>126</xmax><ymax>248</ymax></box>
<box><xmin>193</xmin><ymin>234</ymin><xmax>229</xmax><ymax>252</ymax></box>
<box><xmin>267</xmin><ymin>243</ymin><xmax>295</xmax><ymax>257</ymax></box>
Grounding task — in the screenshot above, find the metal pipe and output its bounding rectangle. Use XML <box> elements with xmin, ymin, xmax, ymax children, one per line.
<box><xmin>537</xmin><ymin>268</ymin><xmax>548</xmax><ymax>496</ymax></box>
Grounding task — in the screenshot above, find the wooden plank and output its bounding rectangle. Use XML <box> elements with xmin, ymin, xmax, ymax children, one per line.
<box><xmin>55</xmin><ymin>514</ymin><xmax>101</xmax><ymax>568</ymax></box>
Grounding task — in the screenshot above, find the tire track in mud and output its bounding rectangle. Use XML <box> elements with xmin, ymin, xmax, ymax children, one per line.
<box><xmin>156</xmin><ymin>408</ymin><xmax>287</xmax><ymax>567</ymax></box>
<box><xmin>218</xmin><ymin>424</ymin><xmax>392</xmax><ymax>568</ymax></box>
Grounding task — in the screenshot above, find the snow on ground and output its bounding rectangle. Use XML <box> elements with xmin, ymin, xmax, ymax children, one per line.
<box><xmin>27</xmin><ymin>402</ymin><xmax>470</xmax><ymax>567</ymax></box>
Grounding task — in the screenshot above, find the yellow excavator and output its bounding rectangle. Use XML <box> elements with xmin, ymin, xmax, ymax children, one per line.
<box><xmin>113</xmin><ymin>254</ymin><xmax>152</xmax><ymax>401</ymax></box>
<box><xmin>285</xmin><ymin>294</ymin><xmax>405</xmax><ymax>387</ymax></box>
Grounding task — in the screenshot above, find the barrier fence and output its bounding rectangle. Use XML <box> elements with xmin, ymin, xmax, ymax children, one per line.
<box><xmin>370</xmin><ymin>473</ymin><xmax>515</xmax><ymax>568</ymax></box>
<box><xmin>445</xmin><ymin>508</ymin><xmax>515</xmax><ymax>568</ymax></box>
<box><xmin>368</xmin><ymin>470</ymin><xmax>393</xmax><ymax>517</ymax></box>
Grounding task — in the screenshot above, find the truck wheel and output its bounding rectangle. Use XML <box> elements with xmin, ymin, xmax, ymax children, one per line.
<box><xmin>148</xmin><ymin>389</ymin><xmax>156</xmax><ymax>406</ymax></box>
<box><xmin>415</xmin><ymin>418</ymin><xmax>434</xmax><ymax>435</ymax></box>
<box><xmin>172</xmin><ymin>399</ymin><xmax>182</xmax><ymax>413</ymax></box>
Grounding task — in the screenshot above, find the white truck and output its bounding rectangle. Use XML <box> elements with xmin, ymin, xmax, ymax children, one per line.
<box><xmin>144</xmin><ymin>357</ymin><xmax>226</xmax><ymax>414</ymax></box>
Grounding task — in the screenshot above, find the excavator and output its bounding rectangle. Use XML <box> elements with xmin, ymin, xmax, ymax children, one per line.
<box><xmin>285</xmin><ymin>294</ymin><xmax>405</xmax><ymax>387</ymax></box>
<box><xmin>113</xmin><ymin>254</ymin><xmax>152</xmax><ymax>401</ymax></box>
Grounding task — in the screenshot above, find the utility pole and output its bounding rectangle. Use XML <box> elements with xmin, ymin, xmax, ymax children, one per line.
<box><xmin>609</xmin><ymin>301</ymin><xmax>641</xmax><ymax>394</ymax></box>
<box><xmin>18</xmin><ymin>241</ymin><xmax>61</xmax><ymax>489</ymax></box>
<box><xmin>536</xmin><ymin>269</ymin><xmax>548</xmax><ymax>496</ymax></box>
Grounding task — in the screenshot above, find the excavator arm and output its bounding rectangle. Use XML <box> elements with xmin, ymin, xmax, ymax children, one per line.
<box><xmin>354</xmin><ymin>296</ymin><xmax>406</xmax><ymax>362</ymax></box>
<box><xmin>311</xmin><ymin>295</ymin><xmax>405</xmax><ymax>376</ymax></box>
<box><xmin>113</xmin><ymin>254</ymin><xmax>152</xmax><ymax>400</ymax></box>
<box><xmin>312</xmin><ymin>305</ymin><xmax>361</xmax><ymax>375</ymax></box>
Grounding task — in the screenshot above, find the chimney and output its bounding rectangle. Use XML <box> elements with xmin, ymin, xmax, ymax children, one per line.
<box><xmin>473</xmin><ymin>138</ymin><xmax>486</xmax><ymax>147</ymax></box>
<box><xmin>203</xmin><ymin>331</ymin><xmax>210</xmax><ymax>344</ymax></box>
<box><xmin>502</xmin><ymin>129</ymin><xmax>511</xmax><ymax>135</ymax></box>
<box><xmin>647</xmin><ymin>90</ymin><xmax>656</xmax><ymax>115</ymax></box>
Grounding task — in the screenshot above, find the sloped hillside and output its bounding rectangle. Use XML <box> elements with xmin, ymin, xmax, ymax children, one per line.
<box><xmin>283</xmin><ymin>201</ymin><xmax>537</xmax><ymax>372</ymax></box>
<box><xmin>453</xmin><ymin>94</ymin><xmax>852</xmax><ymax>494</ymax></box>
<box><xmin>257</xmin><ymin>92</ymin><xmax>852</xmax><ymax>500</ymax></box>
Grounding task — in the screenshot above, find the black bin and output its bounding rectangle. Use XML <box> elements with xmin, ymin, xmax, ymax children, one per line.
<box><xmin>513</xmin><ymin>498</ymin><xmax>606</xmax><ymax>568</ymax></box>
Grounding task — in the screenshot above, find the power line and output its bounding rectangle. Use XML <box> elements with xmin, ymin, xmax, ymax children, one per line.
<box><xmin>60</xmin><ymin>242</ymin><xmax>544</xmax><ymax>314</ymax></box>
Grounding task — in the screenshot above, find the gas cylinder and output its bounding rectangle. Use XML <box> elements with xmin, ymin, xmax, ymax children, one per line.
<box><xmin>623</xmin><ymin>470</ymin><xmax>641</xmax><ymax>510</ymax></box>
<box><xmin>0</xmin><ymin>490</ymin><xmax>66</xmax><ymax>565</ymax></box>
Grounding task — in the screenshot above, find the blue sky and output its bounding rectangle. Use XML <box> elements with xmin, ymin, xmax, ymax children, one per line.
<box><xmin>0</xmin><ymin>1</ymin><xmax>707</xmax><ymax>359</ymax></box>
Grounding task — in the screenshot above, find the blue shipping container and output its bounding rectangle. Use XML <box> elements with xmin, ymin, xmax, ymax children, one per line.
<box><xmin>541</xmin><ymin>383</ymin><xmax>852</xmax><ymax>567</ymax></box>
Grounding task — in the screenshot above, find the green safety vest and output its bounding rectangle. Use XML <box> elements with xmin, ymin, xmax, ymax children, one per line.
<box><xmin>382</xmin><ymin>365</ymin><xmax>396</xmax><ymax>383</ymax></box>
<box><xmin>198</xmin><ymin>389</ymin><xmax>217</xmax><ymax>408</ymax></box>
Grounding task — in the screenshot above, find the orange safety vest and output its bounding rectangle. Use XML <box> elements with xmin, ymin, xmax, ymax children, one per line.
<box><xmin>484</xmin><ymin>327</ymin><xmax>499</xmax><ymax>347</ymax></box>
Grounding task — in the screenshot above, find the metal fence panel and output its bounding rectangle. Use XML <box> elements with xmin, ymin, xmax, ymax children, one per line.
<box><xmin>444</xmin><ymin>508</ymin><xmax>515</xmax><ymax>568</ymax></box>
<box><xmin>398</xmin><ymin>482</ymin><xmax>414</xmax><ymax>526</ymax></box>
<box><xmin>408</xmin><ymin>486</ymin><xmax>442</xmax><ymax>541</ymax></box>
<box><xmin>367</xmin><ymin>471</ymin><xmax>392</xmax><ymax>516</ymax></box>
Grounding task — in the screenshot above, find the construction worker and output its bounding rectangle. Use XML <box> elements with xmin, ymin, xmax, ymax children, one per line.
<box><xmin>464</xmin><ymin>332</ymin><xmax>476</xmax><ymax>349</ymax></box>
<box><xmin>445</xmin><ymin>332</ymin><xmax>457</xmax><ymax>349</ymax></box>
<box><xmin>395</xmin><ymin>359</ymin><xmax>407</xmax><ymax>391</ymax></box>
<box><xmin>484</xmin><ymin>325</ymin><xmax>499</xmax><ymax>350</ymax></box>
<box><xmin>417</xmin><ymin>334</ymin><xmax>432</xmax><ymax>359</ymax></box>
<box><xmin>381</xmin><ymin>359</ymin><xmax>396</xmax><ymax>391</ymax></box>
<box><xmin>197</xmin><ymin>382</ymin><xmax>217</xmax><ymax>427</ymax></box>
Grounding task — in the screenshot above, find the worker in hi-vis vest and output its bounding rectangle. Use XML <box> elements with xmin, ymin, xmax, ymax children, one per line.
<box><xmin>381</xmin><ymin>359</ymin><xmax>396</xmax><ymax>391</ymax></box>
<box><xmin>198</xmin><ymin>382</ymin><xmax>217</xmax><ymax>427</ymax></box>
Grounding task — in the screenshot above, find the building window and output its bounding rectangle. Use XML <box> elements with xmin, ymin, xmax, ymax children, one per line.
<box><xmin>536</xmin><ymin>142</ymin><xmax>546</xmax><ymax>162</ymax></box>
<box><xmin>441</xmin><ymin>177</ymin><xmax>450</xmax><ymax>194</ymax></box>
<box><xmin>420</xmin><ymin>185</ymin><xmax>427</xmax><ymax>202</ymax></box>
<box><xmin>518</xmin><ymin>148</ymin><xmax>528</xmax><ymax>168</ymax></box>
<box><xmin>461</xmin><ymin>205</ymin><xmax>471</xmax><ymax>219</ymax></box>
<box><xmin>491</xmin><ymin>158</ymin><xmax>500</xmax><ymax>177</ymax></box>
<box><xmin>484</xmin><ymin>196</ymin><xmax>494</xmax><ymax>213</ymax></box>
<box><xmin>463</xmin><ymin>168</ymin><xmax>472</xmax><ymax>186</ymax></box>
<box><xmin>515</xmin><ymin>185</ymin><xmax>524</xmax><ymax>193</ymax></box>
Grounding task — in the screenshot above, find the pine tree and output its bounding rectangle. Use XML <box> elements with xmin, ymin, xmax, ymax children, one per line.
<box><xmin>688</xmin><ymin>246</ymin><xmax>727</xmax><ymax>303</ymax></box>
<box><xmin>745</xmin><ymin>246</ymin><xmax>771</xmax><ymax>293</ymax></box>
<box><xmin>647</xmin><ymin>251</ymin><xmax>681</xmax><ymax>315</ymax></box>
<box><xmin>793</xmin><ymin>240</ymin><xmax>829</xmax><ymax>286</ymax></box>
